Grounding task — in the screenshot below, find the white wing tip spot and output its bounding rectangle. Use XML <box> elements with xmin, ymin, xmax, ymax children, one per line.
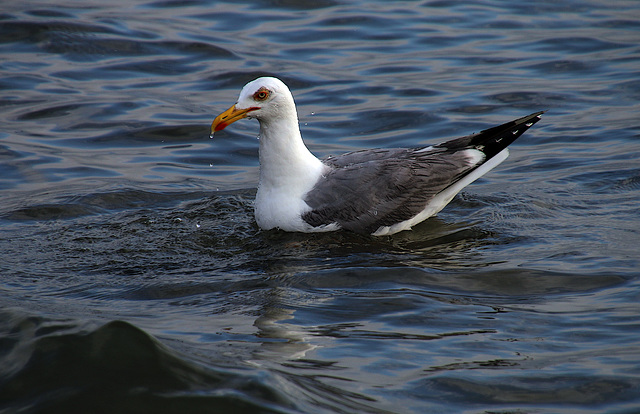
<box><xmin>464</xmin><ymin>149</ymin><xmax>485</xmax><ymax>166</ymax></box>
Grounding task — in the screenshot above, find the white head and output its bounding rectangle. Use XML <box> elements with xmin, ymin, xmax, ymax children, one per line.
<box><xmin>211</xmin><ymin>77</ymin><xmax>297</xmax><ymax>135</ymax></box>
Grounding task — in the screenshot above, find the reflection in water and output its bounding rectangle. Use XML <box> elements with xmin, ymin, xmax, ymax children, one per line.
<box><xmin>254</xmin><ymin>305</ymin><xmax>319</xmax><ymax>360</ymax></box>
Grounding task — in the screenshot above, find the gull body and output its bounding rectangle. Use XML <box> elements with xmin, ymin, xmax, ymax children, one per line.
<box><xmin>211</xmin><ymin>77</ymin><xmax>543</xmax><ymax>236</ymax></box>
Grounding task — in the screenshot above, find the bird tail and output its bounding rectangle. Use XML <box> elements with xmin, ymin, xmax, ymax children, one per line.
<box><xmin>435</xmin><ymin>111</ymin><xmax>545</xmax><ymax>160</ymax></box>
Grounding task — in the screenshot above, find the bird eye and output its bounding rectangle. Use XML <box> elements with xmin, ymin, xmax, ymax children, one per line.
<box><xmin>253</xmin><ymin>89</ymin><xmax>269</xmax><ymax>101</ymax></box>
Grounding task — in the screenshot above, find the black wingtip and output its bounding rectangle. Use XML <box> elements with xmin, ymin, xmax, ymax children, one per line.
<box><xmin>433</xmin><ymin>111</ymin><xmax>545</xmax><ymax>159</ymax></box>
<box><xmin>466</xmin><ymin>110</ymin><xmax>544</xmax><ymax>160</ymax></box>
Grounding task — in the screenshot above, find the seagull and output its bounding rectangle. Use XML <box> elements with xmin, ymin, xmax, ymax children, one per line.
<box><xmin>210</xmin><ymin>77</ymin><xmax>543</xmax><ymax>236</ymax></box>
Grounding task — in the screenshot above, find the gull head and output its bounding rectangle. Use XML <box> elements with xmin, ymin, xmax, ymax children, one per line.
<box><xmin>210</xmin><ymin>77</ymin><xmax>296</xmax><ymax>138</ymax></box>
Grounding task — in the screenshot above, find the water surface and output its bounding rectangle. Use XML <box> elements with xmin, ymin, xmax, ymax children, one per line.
<box><xmin>1</xmin><ymin>0</ymin><xmax>640</xmax><ymax>413</ymax></box>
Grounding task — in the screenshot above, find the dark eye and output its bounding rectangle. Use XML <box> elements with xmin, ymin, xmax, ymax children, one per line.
<box><xmin>253</xmin><ymin>90</ymin><xmax>269</xmax><ymax>101</ymax></box>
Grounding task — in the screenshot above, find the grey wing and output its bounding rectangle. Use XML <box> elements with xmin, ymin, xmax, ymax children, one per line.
<box><xmin>301</xmin><ymin>111</ymin><xmax>545</xmax><ymax>234</ymax></box>
<box><xmin>301</xmin><ymin>148</ymin><xmax>477</xmax><ymax>234</ymax></box>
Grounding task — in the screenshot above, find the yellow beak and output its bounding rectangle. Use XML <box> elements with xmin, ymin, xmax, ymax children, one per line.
<box><xmin>210</xmin><ymin>104</ymin><xmax>259</xmax><ymax>136</ymax></box>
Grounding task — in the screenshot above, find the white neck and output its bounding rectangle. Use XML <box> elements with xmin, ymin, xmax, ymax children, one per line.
<box><xmin>253</xmin><ymin>107</ymin><xmax>325</xmax><ymax>231</ymax></box>
<box><xmin>257</xmin><ymin>112</ymin><xmax>324</xmax><ymax>192</ymax></box>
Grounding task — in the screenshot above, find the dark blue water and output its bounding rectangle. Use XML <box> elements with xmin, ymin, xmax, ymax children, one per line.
<box><xmin>2</xmin><ymin>0</ymin><xmax>640</xmax><ymax>413</ymax></box>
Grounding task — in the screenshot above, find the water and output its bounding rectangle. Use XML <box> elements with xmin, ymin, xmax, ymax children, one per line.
<box><xmin>1</xmin><ymin>0</ymin><xmax>639</xmax><ymax>412</ymax></box>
